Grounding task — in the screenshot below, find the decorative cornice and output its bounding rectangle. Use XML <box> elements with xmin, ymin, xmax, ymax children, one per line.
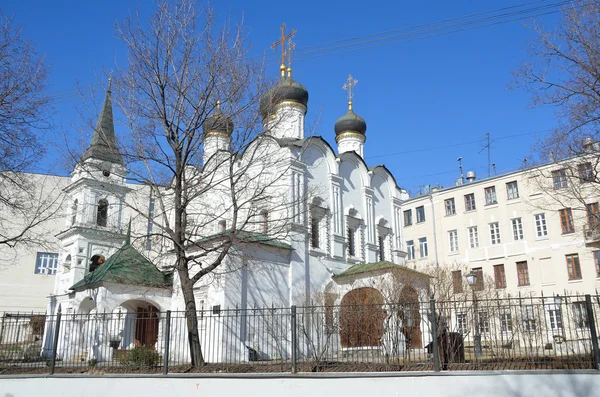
<box><xmin>205</xmin><ymin>131</ymin><xmax>232</xmax><ymax>138</ymax></box>
<box><xmin>335</xmin><ymin>131</ymin><xmax>366</xmax><ymax>143</ymax></box>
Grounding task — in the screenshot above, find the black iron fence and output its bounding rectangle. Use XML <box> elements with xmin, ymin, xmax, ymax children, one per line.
<box><xmin>1</xmin><ymin>294</ymin><xmax>600</xmax><ymax>374</ymax></box>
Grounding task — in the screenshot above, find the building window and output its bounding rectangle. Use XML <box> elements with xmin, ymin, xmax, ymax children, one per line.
<box><xmin>559</xmin><ymin>208</ymin><xmax>575</xmax><ymax>234</ymax></box>
<box><xmin>548</xmin><ymin>305</ymin><xmax>563</xmax><ymax>331</ymax></box>
<box><xmin>145</xmin><ymin>197</ymin><xmax>155</xmax><ymax>251</ymax></box>
<box><xmin>484</xmin><ymin>186</ymin><xmax>497</xmax><ymax>205</ymax></box>
<box><xmin>468</xmin><ymin>226</ymin><xmax>479</xmax><ymax>248</ymax></box>
<box><xmin>499</xmin><ymin>311</ymin><xmax>513</xmax><ymax>333</ymax></box>
<box><xmin>587</xmin><ymin>202</ymin><xmax>599</xmax><ymax>230</ymax></box>
<box><xmin>522</xmin><ymin>305</ymin><xmax>537</xmax><ymax>332</ymax></box>
<box><xmin>573</xmin><ymin>302</ymin><xmax>589</xmax><ymax>329</ymax></box>
<box><xmin>445</xmin><ymin>198</ymin><xmax>456</xmax><ymax>216</ymax></box>
<box><xmin>553</xmin><ymin>169</ymin><xmax>568</xmax><ymax>189</ymax></box>
<box><xmin>310</xmin><ymin>215</ymin><xmax>320</xmax><ymax>249</ymax></box>
<box><xmin>594</xmin><ymin>251</ymin><xmax>600</xmax><ymax>277</ymax></box>
<box><xmin>418</xmin><ymin>237</ymin><xmax>428</xmax><ymax>258</ymax></box>
<box><xmin>403</xmin><ymin>210</ymin><xmax>412</xmax><ymax>226</ymax></box>
<box><xmin>35</xmin><ymin>252</ymin><xmax>59</xmax><ymax>275</ymax></box>
<box><xmin>478</xmin><ymin>311</ymin><xmax>490</xmax><ymax>334</ymax></box>
<box><xmin>378</xmin><ymin>234</ymin><xmax>385</xmax><ymax>261</ymax></box>
<box><xmin>535</xmin><ymin>213</ymin><xmax>548</xmax><ymax>237</ymax></box>
<box><xmin>406</xmin><ymin>240</ymin><xmax>415</xmax><ymax>260</ymax></box>
<box><xmin>489</xmin><ymin>222</ymin><xmax>501</xmax><ymax>245</ymax></box>
<box><xmin>260</xmin><ymin>210</ymin><xmax>269</xmax><ymax>234</ymax></box>
<box><xmin>566</xmin><ymin>253</ymin><xmax>582</xmax><ymax>280</ymax></box>
<box><xmin>464</xmin><ymin>193</ymin><xmax>476</xmax><ymax>211</ymax></box>
<box><xmin>494</xmin><ymin>264</ymin><xmax>506</xmax><ymax>289</ymax></box>
<box><xmin>456</xmin><ymin>312</ymin><xmax>468</xmax><ymax>334</ymax></box>
<box><xmin>448</xmin><ymin>230</ymin><xmax>458</xmax><ymax>253</ymax></box>
<box><xmin>71</xmin><ymin>199</ymin><xmax>78</xmax><ymax>225</ymax></box>
<box><xmin>506</xmin><ymin>181</ymin><xmax>519</xmax><ymax>200</ymax></box>
<box><xmin>452</xmin><ymin>270</ymin><xmax>463</xmax><ymax>294</ymax></box>
<box><xmin>578</xmin><ymin>162</ymin><xmax>594</xmax><ymax>183</ymax></box>
<box><xmin>97</xmin><ymin>198</ymin><xmax>108</xmax><ymax>227</ymax></box>
<box><xmin>512</xmin><ymin>218</ymin><xmax>524</xmax><ymax>241</ymax></box>
<box><xmin>472</xmin><ymin>267</ymin><xmax>484</xmax><ymax>291</ymax></box>
<box><xmin>347</xmin><ymin>227</ymin><xmax>356</xmax><ymax>257</ymax></box>
<box><xmin>516</xmin><ymin>261</ymin><xmax>530</xmax><ymax>286</ymax></box>
<box><xmin>416</xmin><ymin>206</ymin><xmax>425</xmax><ymax>223</ymax></box>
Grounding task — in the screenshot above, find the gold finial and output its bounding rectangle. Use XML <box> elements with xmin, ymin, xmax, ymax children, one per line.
<box><xmin>216</xmin><ymin>99</ymin><xmax>221</xmax><ymax>110</ymax></box>
<box><xmin>280</xmin><ymin>63</ymin><xmax>286</xmax><ymax>77</ymax></box>
<box><xmin>342</xmin><ymin>74</ymin><xmax>358</xmax><ymax>110</ymax></box>
<box><xmin>271</xmin><ymin>23</ymin><xmax>296</xmax><ymax>70</ymax></box>
<box><xmin>287</xmin><ymin>67</ymin><xmax>292</xmax><ymax>78</ymax></box>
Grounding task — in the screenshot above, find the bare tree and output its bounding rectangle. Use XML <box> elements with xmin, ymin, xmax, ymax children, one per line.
<box><xmin>0</xmin><ymin>11</ymin><xmax>64</xmax><ymax>256</ymax></box>
<box><xmin>106</xmin><ymin>0</ymin><xmax>305</xmax><ymax>367</ymax></box>
<box><xmin>515</xmin><ymin>1</ymin><xmax>600</xmax><ymax>217</ymax></box>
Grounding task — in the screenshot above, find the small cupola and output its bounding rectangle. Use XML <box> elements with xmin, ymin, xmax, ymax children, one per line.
<box><xmin>203</xmin><ymin>100</ymin><xmax>234</xmax><ymax>136</ymax></box>
<box><xmin>335</xmin><ymin>75</ymin><xmax>367</xmax><ymax>157</ymax></box>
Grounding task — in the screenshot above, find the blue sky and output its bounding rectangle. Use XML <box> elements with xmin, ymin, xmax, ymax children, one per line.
<box><xmin>2</xmin><ymin>0</ymin><xmax>562</xmax><ymax>193</ymax></box>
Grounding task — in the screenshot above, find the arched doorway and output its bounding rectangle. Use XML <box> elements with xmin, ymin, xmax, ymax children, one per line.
<box><xmin>398</xmin><ymin>286</ymin><xmax>422</xmax><ymax>349</ymax></box>
<box><xmin>340</xmin><ymin>288</ymin><xmax>385</xmax><ymax>348</ymax></box>
<box><xmin>117</xmin><ymin>300</ymin><xmax>160</xmax><ymax>349</ymax></box>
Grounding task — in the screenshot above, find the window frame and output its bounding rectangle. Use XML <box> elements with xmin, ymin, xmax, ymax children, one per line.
<box><xmin>416</xmin><ymin>206</ymin><xmax>426</xmax><ymax>223</ymax></box>
<box><xmin>452</xmin><ymin>270</ymin><xmax>463</xmax><ymax>294</ymax></box>
<box><xmin>493</xmin><ymin>264</ymin><xmax>506</xmax><ymax>289</ymax></box>
<box><xmin>594</xmin><ymin>251</ymin><xmax>600</xmax><ymax>277</ymax></box>
<box><xmin>34</xmin><ymin>252</ymin><xmax>59</xmax><ymax>275</ymax></box>
<box><xmin>506</xmin><ymin>181</ymin><xmax>519</xmax><ymax>200</ymax></box>
<box><xmin>566</xmin><ymin>253</ymin><xmax>582</xmax><ymax>280</ymax></box>
<box><xmin>489</xmin><ymin>222</ymin><xmax>501</xmax><ymax>245</ymax></box>
<box><xmin>586</xmin><ymin>202</ymin><xmax>599</xmax><ymax>230</ymax></box>
<box><xmin>418</xmin><ymin>237</ymin><xmax>428</xmax><ymax>258</ymax></box>
<box><xmin>516</xmin><ymin>261</ymin><xmax>530</xmax><ymax>286</ymax></box>
<box><xmin>403</xmin><ymin>209</ymin><xmax>412</xmax><ymax>227</ymax></box>
<box><xmin>484</xmin><ymin>186</ymin><xmax>497</xmax><ymax>205</ymax></box>
<box><xmin>511</xmin><ymin>217</ymin><xmax>524</xmax><ymax>241</ymax></box>
<box><xmin>406</xmin><ymin>240</ymin><xmax>415</xmax><ymax>261</ymax></box>
<box><xmin>445</xmin><ymin>198</ymin><xmax>456</xmax><ymax>216</ymax></box>
<box><xmin>552</xmin><ymin>169</ymin><xmax>568</xmax><ymax>190</ymax></box>
<box><xmin>559</xmin><ymin>208</ymin><xmax>575</xmax><ymax>234</ymax></box>
<box><xmin>578</xmin><ymin>162</ymin><xmax>594</xmax><ymax>183</ymax></box>
<box><xmin>472</xmin><ymin>267</ymin><xmax>484</xmax><ymax>291</ymax></box>
<box><xmin>448</xmin><ymin>229</ymin><xmax>459</xmax><ymax>252</ymax></box>
<box><xmin>464</xmin><ymin>193</ymin><xmax>476</xmax><ymax>211</ymax></box>
<box><xmin>573</xmin><ymin>301</ymin><xmax>590</xmax><ymax>329</ymax></box>
<box><xmin>535</xmin><ymin>213</ymin><xmax>548</xmax><ymax>238</ymax></box>
<box><xmin>468</xmin><ymin>226</ymin><xmax>479</xmax><ymax>248</ymax></box>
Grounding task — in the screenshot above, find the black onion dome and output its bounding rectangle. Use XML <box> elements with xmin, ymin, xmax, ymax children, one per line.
<box><xmin>334</xmin><ymin>107</ymin><xmax>367</xmax><ymax>136</ymax></box>
<box><xmin>259</xmin><ymin>74</ymin><xmax>309</xmax><ymax>120</ymax></box>
<box><xmin>203</xmin><ymin>107</ymin><xmax>234</xmax><ymax>135</ymax></box>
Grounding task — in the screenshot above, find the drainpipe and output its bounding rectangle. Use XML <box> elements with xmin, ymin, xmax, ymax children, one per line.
<box><xmin>429</xmin><ymin>194</ymin><xmax>439</xmax><ymax>268</ymax></box>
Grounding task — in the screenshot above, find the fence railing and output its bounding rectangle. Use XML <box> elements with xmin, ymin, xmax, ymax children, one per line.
<box><xmin>1</xmin><ymin>294</ymin><xmax>599</xmax><ymax>374</ymax></box>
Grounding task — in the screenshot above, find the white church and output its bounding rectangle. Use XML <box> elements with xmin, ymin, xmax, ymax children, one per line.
<box><xmin>41</xmin><ymin>61</ymin><xmax>431</xmax><ymax>364</ymax></box>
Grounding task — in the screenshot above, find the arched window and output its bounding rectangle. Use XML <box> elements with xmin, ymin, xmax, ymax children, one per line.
<box><xmin>71</xmin><ymin>199</ymin><xmax>78</xmax><ymax>225</ymax></box>
<box><xmin>260</xmin><ymin>210</ymin><xmax>269</xmax><ymax>234</ymax></box>
<box><xmin>310</xmin><ymin>214</ymin><xmax>320</xmax><ymax>248</ymax></box>
<box><xmin>97</xmin><ymin>199</ymin><xmax>108</xmax><ymax>227</ymax></box>
<box><xmin>378</xmin><ymin>234</ymin><xmax>385</xmax><ymax>261</ymax></box>
<box><xmin>347</xmin><ymin>227</ymin><xmax>356</xmax><ymax>257</ymax></box>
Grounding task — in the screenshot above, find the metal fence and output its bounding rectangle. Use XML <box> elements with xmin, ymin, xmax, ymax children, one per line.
<box><xmin>1</xmin><ymin>294</ymin><xmax>599</xmax><ymax>374</ymax></box>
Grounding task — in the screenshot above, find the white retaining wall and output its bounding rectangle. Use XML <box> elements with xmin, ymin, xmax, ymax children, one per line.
<box><xmin>1</xmin><ymin>372</ymin><xmax>600</xmax><ymax>397</ymax></box>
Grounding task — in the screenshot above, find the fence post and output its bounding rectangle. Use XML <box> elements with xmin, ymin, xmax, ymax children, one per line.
<box><xmin>429</xmin><ymin>295</ymin><xmax>440</xmax><ymax>372</ymax></box>
<box><xmin>585</xmin><ymin>295</ymin><xmax>600</xmax><ymax>370</ymax></box>
<box><xmin>163</xmin><ymin>310</ymin><xmax>171</xmax><ymax>375</ymax></box>
<box><xmin>291</xmin><ymin>305</ymin><xmax>297</xmax><ymax>374</ymax></box>
<box><xmin>49</xmin><ymin>307</ymin><xmax>62</xmax><ymax>375</ymax></box>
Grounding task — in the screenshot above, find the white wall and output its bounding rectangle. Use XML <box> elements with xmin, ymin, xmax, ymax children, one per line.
<box><xmin>2</xmin><ymin>372</ymin><xmax>599</xmax><ymax>397</ymax></box>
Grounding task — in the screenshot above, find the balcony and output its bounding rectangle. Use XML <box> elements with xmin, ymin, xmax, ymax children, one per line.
<box><xmin>583</xmin><ymin>225</ymin><xmax>600</xmax><ymax>247</ymax></box>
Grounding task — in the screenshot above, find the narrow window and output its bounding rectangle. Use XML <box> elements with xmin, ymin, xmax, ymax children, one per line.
<box><xmin>512</xmin><ymin>218</ymin><xmax>523</xmax><ymax>241</ymax></box>
<box><xmin>452</xmin><ymin>270</ymin><xmax>463</xmax><ymax>294</ymax></box>
<box><xmin>418</xmin><ymin>237</ymin><xmax>428</xmax><ymax>258</ymax></box>
<box><xmin>494</xmin><ymin>264</ymin><xmax>506</xmax><ymax>288</ymax></box>
<box><xmin>522</xmin><ymin>305</ymin><xmax>536</xmax><ymax>332</ymax></box>
<box><xmin>403</xmin><ymin>210</ymin><xmax>412</xmax><ymax>226</ymax></box>
<box><xmin>219</xmin><ymin>220</ymin><xmax>227</xmax><ymax>232</ymax></box>
<box><xmin>456</xmin><ymin>312</ymin><xmax>468</xmax><ymax>334</ymax></box>
<box><xmin>472</xmin><ymin>267</ymin><xmax>484</xmax><ymax>291</ymax></box>
<box><xmin>573</xmin><ymin>302</ymin><xmax>589</xmax><ymax>328</ymax></box>
<box><xmin>552</xmin><ymin>169</ymin><xmax>568</xmax><ymax>189</ymax></box>
<box><xmin>500</xmin><ymin>311</ymin><xmax>513</xmax><ymax>333</ymax></box>
<box><xmin>559</xmin><ymin>208</ymin><xmax>575</xmax><ymax>234</ymax></box>
<box><xmin>261</xmin><ymin>210</ymin><xmax>269</xmax><ymax>234</ymax></box>
<box><xmin>71</xmin><ymin>199</ymin><xmax>78</xmax><ymax>225</ymax></box>
<box><xmin>378</xmin><ymin>234</ymin><xmax>385</xmax><ymax>261</ymax></box>
<box><xmin>516</xmin><ymin>261</ymin><xmax>530</xmax><ymax>286</ymax></box>
<box><xmin>464</xmin><ymin>193</ymin><xmax>476</xmax><ymax>211</ymax></box>
<box><xmin>310</xmin><ymin>215</ymin><xmax>320</xmax><ymax>249</ymax></box>
<box><xmin>566</xmin><ymin>253</ymin><xmax>582</xmax><ymax>280</ymax></box>
<box><xmin>448</xmin><ymin>230</ymin><xmax>458</xmax><ymax>252</ymax></box>
<box><xmin>506</xmin><ymin>181</ymin><xmax>519</xmax><ymax>200</ymax></box>
<box><xmin>97</xmin><ymin>199</ymin><xmax>108</xmax><ymax>227</ymax></box>
<box><xmin>594</xmin><ymin>251</ymin><xmax>600</xmax><ymax>277</ymax></box>
<box><xmin>347</xmin><ymin>227</ymin><xmax>356</xmax><ymax>257</ymax></box>
<box><xmin>485</xmin><ymin>186</ymin><xmax>497</xmax><ymax>205</ymax></box>
<box><xmin>416</xmin><ymin>206</ymin><xmax>425</xmax><ymax>223</ymax></box>
<box><xmin>489</xmin><ymin>222</ymin><xmax>501</xmax><ymax>245</ymax></box>
<box><xmin>548</xmin><ymin>306</ymin><xmax>563</xmax><ymax>330</ymax></box>
<box><xmin>578</xmin><ymin>162</ymin><xmax>594</xmax><ymax>183</ymax></box>
<box><xmin>478</xmin><ymin>311</ymin><xmax>490</xmax><ymax>334</ymax></box>
<box><xmin>445</xmin><ymin>198</ymin><xmax>456</xmax><ymax>216</ymax></box>
<box><xmin>145</xmin><ymin>197</ymin><xmax>155</xmax><ymax>251</ymax></box>
<box><xmin>468</xmin><ymin>226</ymin><xmax>479</xmax><ymax>248</ymax></box>
<box><xmin>586</xmin><ymin>202</ymin><xmax>599</xmax><ymax>229</ymax></box>
<box><xmin>535</xmin><ymin>213</ymin><xmax>548</xmax><ymax>237</ymax></box>
<box><xmin>406</xmin><ymin>240</ymin><xmax>415</xmax><ymax>260</ymax></box>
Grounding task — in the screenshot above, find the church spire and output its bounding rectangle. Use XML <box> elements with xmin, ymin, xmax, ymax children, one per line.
<box><xmin>81</xmin><ymin>79</ymin><xmax>123</xmax><ymax>165</ymax></box>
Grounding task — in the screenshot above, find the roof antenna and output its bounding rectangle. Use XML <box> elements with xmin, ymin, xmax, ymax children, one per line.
<box><xmin>457</xmin><ymin>157</ymin><xmax>464</xmax><ymax>183</ymax></box>
<box><xmin>492</xmin><ymin>163</ymin><xmax>497</xmax><ymax>176</ymax></box>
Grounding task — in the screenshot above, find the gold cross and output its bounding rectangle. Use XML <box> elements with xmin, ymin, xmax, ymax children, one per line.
<box><xmin>271</xmin><ymin>23</ymin><xmax>297</xmax><ymax>66</ymax></box>
<box><xmin>343</xmin><ymin>74</ymin><xmax>358</xmax><ymax>104</ymax></box>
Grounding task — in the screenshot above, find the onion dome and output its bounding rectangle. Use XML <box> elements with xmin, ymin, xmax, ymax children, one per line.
<box><xmin>203</xmin><ymin>101</ymin><xmax>234</xmax><ymax>135</ymax></box>
<box><xmin>259</xmin><ymin>65</ymin><xmax>309</xmax><ymax>120</ymax></box>
<box><xmin>334</xmin><ymin>102</ymin><xmax>367</xmax><ymax>137</ymax></box>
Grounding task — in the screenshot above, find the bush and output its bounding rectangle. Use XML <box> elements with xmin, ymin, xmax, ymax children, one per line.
<box><xmin>118</xmin><ymin>347</ymin><xmax>160</xmax><ymax>368</ymax></box>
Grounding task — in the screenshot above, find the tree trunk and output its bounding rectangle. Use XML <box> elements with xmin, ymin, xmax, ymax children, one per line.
<box><xmin>178</xmin><ymin>266</ymin><xmax>205</xmax><ymax>366</ymax></box>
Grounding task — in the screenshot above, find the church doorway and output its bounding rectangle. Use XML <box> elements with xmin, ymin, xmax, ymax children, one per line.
<box><xmin>398</xmin><ymin>286</ymin><xmax>422</xmax><ymax>349</ymax></box>
<box><xmin>134</xmin><ymin>305</ymin><xmax>159</xmax><ymax>347</ymax></box>
<box><xmin>340</xmin><ymin>287</ymin><xmax>385</xmax><ymax>348</ymax></box>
